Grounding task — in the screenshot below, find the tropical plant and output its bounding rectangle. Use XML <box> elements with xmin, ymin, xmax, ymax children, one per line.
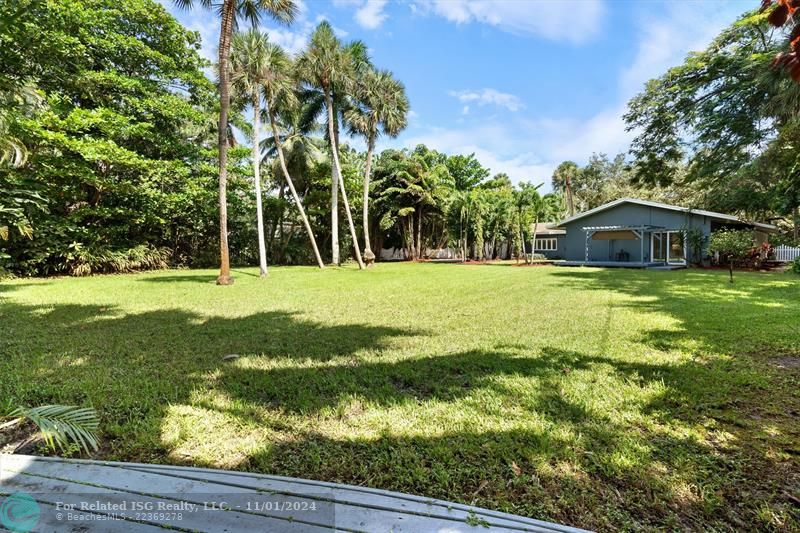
<box><xmin>683</xmin><ymin>226</ymin><xmax>708</xmax><ymax>265</ymax></box>
<box><xmin>258</xmin><ymin>35</ymin><xmax>325</xmax><ymax>269</ymax></box>
<box><xmin>296</xmin><ymin>21</ymin><xmax>364</xmax><ymax>268</ymax></box>
<box><xmin>230</xmin><ymin>29</ymin><xmax>272</xmax><ymax>276</ymax></box>
<box><xmin>173</xmin><ymin>0</ymin><xmax>298</xmax><ymax>284</ymax></box>
<box><xmin>345</xmin><ymin>69</ymin><xmax>409</xmax><ymax>265</ymax></box>
<box><xmin>0</xmin><ymin>82</ymin><xmax>41</xmax><ymax>167</ymax></box>
<box><xmin>2</xmin><ymin>404</ymin><xmax>99</xmax><ymax>454</ymax></box>
<box><xmin>552</xmin><ymin>161</ymin><xmax>578</xmax><ymax>216</ymax></box>
<box><xmin>761</xmin><ymin>0</ymin><xmax>800</xmax><ymax>81</ymax></box>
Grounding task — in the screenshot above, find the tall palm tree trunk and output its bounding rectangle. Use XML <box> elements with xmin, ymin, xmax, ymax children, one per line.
<box><xmin>565</xmin><ymin>174</ymin><xmax>575</xmax><ymax>217</ymax></box>
<box><xmin>252</xmin><ymin>95</ymin><xmax>268</xmax><ymax>277</ymax></box>
<box><xmin>362</xmin><ymin>133</ymin><xmax>376</xmax><ymax>266</ymax></box>
<box><xmin>215</xmin><ymin>0</ymin><xmax>235</xmax><ymax>285</ymax></box>
<box><xmin>325</xmin><ymin>91</ymin><xmax>364</xmax><ymax>269</ymax></box>
<box><xmin>268</xmin><ymin>109</ymin><xmax>325</xmax><ymax>269</ymax></box>
<box><xmin>415</xmin><ymin>206</ymin><xmax>423</xmax><ymax>259</ymax></box>
<box><xmin>324</xmin><ymin>93</ymin><xmax>339</xmax><ymax>265</ymax></box>
<box><xmin>531</xmin><ymin>216</ymin><xmax>538</xmax><ymax>263</ymax></box>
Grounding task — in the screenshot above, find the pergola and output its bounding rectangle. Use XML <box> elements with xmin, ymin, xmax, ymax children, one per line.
<box><xmin>581</xmin><ymin>224</ymin><xmax>667</xmax><ymax>263</ymax></box>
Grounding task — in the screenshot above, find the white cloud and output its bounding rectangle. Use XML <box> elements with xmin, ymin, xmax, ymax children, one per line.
<box><xmin>391</xmin><ymin>1</ymin><xmax>750</xmax><ymax>191</ymax></box>
<box><xmin>619</xmin><ymin>1</ymin><xmax>745</xmax><ymax>99</ymax></box>
<box><xmin>413</xmin><ymin>0</ymin><xmax>605</xmax><ymax>44</ymax></box>
<box><xmin>355</xmin><ymin>0</ymin><xmax>389</xmax><ymax>29</ymax></box>
<box><xmin>462</xmin><ymin>105</ymin><xmax>470</xmax><ymax>115</ymax></box>
<box><xmin>266</xmin><ymin>27</ymin><xmax>309</xmax><ymax>55</ymax></box>
<box><xmin>449</xmin><ymin>88</ymin><xmax>524</xmax><ymax>112</ymax></box>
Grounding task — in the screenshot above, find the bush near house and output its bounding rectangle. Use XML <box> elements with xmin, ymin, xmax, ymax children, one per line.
<box><xmin>708</xmin><ymin>229</ymin><xmax>766</xmax><ymax>268</ymax></box>
<box><xmin>790</xmin><ymin>256</ymin><xmax>800</xmax><ymax>274</ymax></box>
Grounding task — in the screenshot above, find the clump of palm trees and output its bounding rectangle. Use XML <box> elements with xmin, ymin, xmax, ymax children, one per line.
<box><xmin>175</xmin><ymin>0</ymin><xmax>410</xmax><ymax>278</ymax></box>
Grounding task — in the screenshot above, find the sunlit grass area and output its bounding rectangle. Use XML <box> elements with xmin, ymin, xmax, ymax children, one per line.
<box><xmin>2</xmin><ymin>263</ymin><xmax>798</xmax><ymax>530</ymax></box>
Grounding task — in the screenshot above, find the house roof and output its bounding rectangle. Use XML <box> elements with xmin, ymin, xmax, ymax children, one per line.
<box><xmin>531</xmin><ymin>222</ymin><xmax>565</xmax><ymax>235</ymax></box>
<box><xmin>557</xmin><ymin>198</ymin><xmax>778</xmax><ymax>232</ymax></box>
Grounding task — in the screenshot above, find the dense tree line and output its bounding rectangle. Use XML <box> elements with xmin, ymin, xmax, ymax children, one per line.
<box><xmin>0</xmin><ymin>0</ymin><xmax>570</xmax><ymax>277</ymax></box>
<box><xmin>3</xmin><ymin>2</ymin><xmax>800</xmax><ymax>278</ymax></box>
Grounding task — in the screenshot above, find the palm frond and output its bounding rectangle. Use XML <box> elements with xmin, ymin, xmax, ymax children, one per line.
<box><xmin>10</xmin><ymin>405</ymin><xmax>100</xmax><ymax>454</ymax></box>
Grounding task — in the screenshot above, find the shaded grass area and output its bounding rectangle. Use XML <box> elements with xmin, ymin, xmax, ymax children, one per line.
<box><xmin>1</xmin><ymin>263</ymin><xmax>798</xmax><ymax>530</ymax></box>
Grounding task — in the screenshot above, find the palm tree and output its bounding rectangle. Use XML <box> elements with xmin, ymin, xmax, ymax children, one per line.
<box><xmin>515</xmin><ymin>182</ymin><xmax>542</xmax><ymax>264</ymax></box>
<box><xmin>258</xmin><ymin>39</ymin><xmax>325</xmax><ymax>269</ymax></box>
<box><xmin>552</xmin><ymin>161</ymin><xmax>578</xmax><ymax>217</ymax></box>
<box><xmin>448</xmin><ymin>190</ymin><xmax>475</xmax><ymax>261</ymax></box>
<box><xmin>296</xmin><ymin>21</ymin><xmax>364</xmax><ymax>269</ymax></box>
<box><xmin>345</xmin><ymin>69</ymin><xmax>409</xmax><ymax>266</ymax></box>
<box><xmin>173</xmin><ymin>0</ymin><xmax>297</xmax><ymax>285</ymax></box>
<box><xmin>229</xmin><ymin>29</ymin><xmax>271</xmax><ymax>276</ymax></box>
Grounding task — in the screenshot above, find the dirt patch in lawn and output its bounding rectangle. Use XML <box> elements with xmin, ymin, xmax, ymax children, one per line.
<box><xmin>771</xmin><ymin>356</ymin><xmax>800</xmax><ymax>370</ymax></box>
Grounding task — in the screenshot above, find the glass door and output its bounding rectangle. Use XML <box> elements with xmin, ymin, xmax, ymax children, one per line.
<box><xmin>651</xmin><ymin>232</ymin><xmax>666</xmax><ymax>262</ymax></box>
<box><xmin>667</xmin><ymin>231</ymin><xmax>685</xmax><ymax>264</ymax></box>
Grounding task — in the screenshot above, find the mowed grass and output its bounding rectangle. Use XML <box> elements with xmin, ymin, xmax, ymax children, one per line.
<box><xmin>1</xmin><ymin>262</ymin><xmax>799</xmax><ymax>530</ymax></box>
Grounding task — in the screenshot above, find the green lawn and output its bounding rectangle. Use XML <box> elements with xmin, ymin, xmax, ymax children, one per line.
<box><xmin>2</xmin><ymin>263</ymin><xmax>798</xmax><ymax>530</ymax></box>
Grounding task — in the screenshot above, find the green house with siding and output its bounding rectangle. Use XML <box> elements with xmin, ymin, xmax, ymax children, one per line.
<box><xmin>554</xmin><ymin>198</ymin><xmax>776</xmax><ymax>267</ymax></box>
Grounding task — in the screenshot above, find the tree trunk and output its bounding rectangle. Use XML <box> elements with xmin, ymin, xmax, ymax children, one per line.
<box><xmin>268</xmin><ymin>108</ymin><xmax>325</xmax><ymax>269</ymax></box>
<box><xmin>530</xmin><ymin>216</ymin><xmax>538</xmax><ymax>263</ymax></box>
<box><xmin>565</xmin><ymin>174</ymin><xmax>575</xmax><ymax>217</ymax></box>
<box><xmin>793</xmin><ymin>205</ymin><xmax>798</xmax><ymax>242</ymax></box>
<box><xmin>363</xmin><ymin>133</ymin><xmax>376</xmax><ymax>266</ymax></box>
<box><xmin>252</xmin><ymin>94</ymin><xmax>268</xmax><ymax>277</ymax></box>
<box><xmin>215</xmin><ymin>0</ymin><xmax>235</xmax><ymax>285</ymax></box>
<box><xmin>325</xmin><ymin>92</ymin><xmax>364</xmax><ymax>269</ymax></box>
<box><xmin>416</xmin><ymin>206</ymin><xmax>423</xmax><ymax>259</ymax></box>
<box><xmin>326</xmin><ymin>94</ymin><xmax>339</xmax><ymax>265</ymax></box>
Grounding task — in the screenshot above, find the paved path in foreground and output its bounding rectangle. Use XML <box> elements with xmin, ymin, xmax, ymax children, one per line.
<box><xmin>0</xmin><ymin>454</ymin><xmax>589</xmax><ymax>532</ymax></box>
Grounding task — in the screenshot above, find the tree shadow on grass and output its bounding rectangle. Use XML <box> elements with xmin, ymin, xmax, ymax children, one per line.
<box><xmin>548</xmin><ymin>268</ymin><xmax>800</xmax><ymax>356</ymax></box>
<box><xmin>134</xmin><ymin>274</ymin><xmax>218</xmax><ymax>284</ymax></box>
<box><xmin>3</xmin><ymin>275</ymin><xmax>798</xmax><ymax>530</ymax></box>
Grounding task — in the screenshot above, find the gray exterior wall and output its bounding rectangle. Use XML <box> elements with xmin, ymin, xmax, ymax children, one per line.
<box><xmin>560</xmin><ymin>203</ymin><xmax>712</xmax><ymax>263</ymax></box>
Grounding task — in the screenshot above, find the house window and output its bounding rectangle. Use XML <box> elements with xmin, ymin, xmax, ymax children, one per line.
<box><xmin>535</xmin><ymin>238</ymin><xmax>557</xmax><ymax>251</ymax></box>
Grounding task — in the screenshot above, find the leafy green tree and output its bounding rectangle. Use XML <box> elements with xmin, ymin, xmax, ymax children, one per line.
<box><xmin>624</xmin><ymin>10</ymin><xmax>800</xmax><ymax>229</ymax></box>
<box><xmin>345</xmin><ymin>69</ymin><xmax>409</xmax><ymax>265</ymax></box>
<box><xmin>174</xmin><ymin>0</ymin><xmax>297</xmax><ymax>284</ymax></box>
<box><xmin>446</xmin><ymin>153</ymin><xmax>490</xmax><ymax>191</ymax></box>
<box><xmin>1</xmin><ymin>0</ymin><xmax>251</xmax><ymax>276</ymax></box>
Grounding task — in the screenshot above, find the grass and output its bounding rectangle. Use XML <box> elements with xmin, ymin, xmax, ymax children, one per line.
<box><xmin>1</xmin><ymin>262</ymin><xmax>799</xmax><ymax>530</ymax></box>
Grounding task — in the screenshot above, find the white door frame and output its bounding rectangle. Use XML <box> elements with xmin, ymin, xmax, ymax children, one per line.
<box><xmin>650</xmin><ymin>231</ymin><xmax>687</xmax><ymax>264</ymax></box>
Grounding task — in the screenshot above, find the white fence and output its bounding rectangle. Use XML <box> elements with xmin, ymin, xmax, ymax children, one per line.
<box><xmin>774</xmin><ymin>244</ymin><xmax>800</xmax><ymax>262</ymax></box>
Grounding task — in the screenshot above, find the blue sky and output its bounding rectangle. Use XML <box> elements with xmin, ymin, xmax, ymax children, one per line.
<box><xmin>160</xmin><ymin>0</ymin><xmax>750</xmax><ymax>190</ymax></box>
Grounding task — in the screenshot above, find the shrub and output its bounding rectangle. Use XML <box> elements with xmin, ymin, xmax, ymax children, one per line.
<box><xmin>64</xmin><ymin>243</ymin><xmax>170</xmax><ymax>276</ymax></box>
<box><xmin>791</xmin><ymin>256</ymin><xmax>800</xmax><ymax>275</ymax></box>
<box><xmin>683</xmin><ymin>226</ymin><xmax>707</xmax><ymax>265</ymax></box>
<box><xmin>708</xmin><ymin>229</ymin><xmax>755</xmax><ymax>267</ymax></box>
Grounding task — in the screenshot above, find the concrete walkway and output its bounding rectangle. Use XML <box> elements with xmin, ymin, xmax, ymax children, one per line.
<box><xmin>0</xmin><ymin>454</ymin><xmax>589</xmax><ymax>532</ymax></box>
